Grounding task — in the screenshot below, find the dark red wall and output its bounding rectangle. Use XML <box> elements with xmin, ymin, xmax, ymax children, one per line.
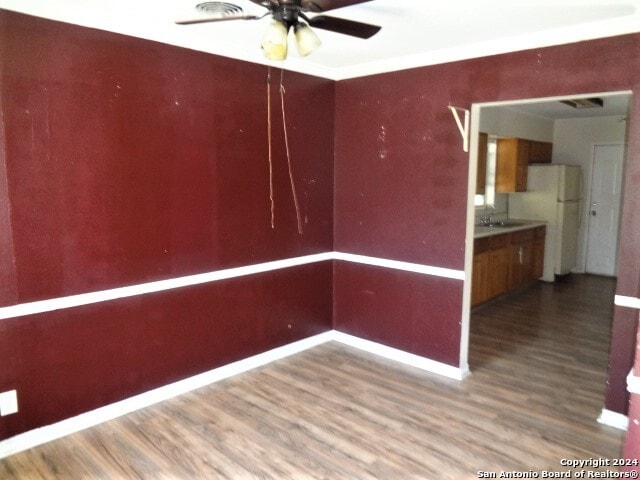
<box><xmin>624</xmin><ymin>392</ymin><xmax>640</xmax><ymax>472</ymax></box>
<box><xmin>0</xmin><ymin>264</ymin><xmax>332</xmax><ymax>439</ymax></box>
<box><xmin>0</xmin><ymin>11</ymin><xmax>334</xmax><ymax>306</ymax></box>
<box><xmin>333</xmin><ymin>262</ymin><xmax>463</xmax><ymax>365</ymax></box>
<box><xmin>334</xmin><ymin>34</ymin><xmax>640</xmax><ymax>410</ymax></box>
<box><xmin>624</xmin><ymin>312</ymin><xmax>640</xmax><ymax>466</ymax></box>
<box><xmin>0</xmin><ymin>11</ymin><xmax>334</xmax><ymax>440</ymax></box>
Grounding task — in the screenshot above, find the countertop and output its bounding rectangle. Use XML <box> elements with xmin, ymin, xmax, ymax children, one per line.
<box><xmin>474</xmin><ymin>219</ymin><xmax>547</xmax><ymax>239</ymax></box>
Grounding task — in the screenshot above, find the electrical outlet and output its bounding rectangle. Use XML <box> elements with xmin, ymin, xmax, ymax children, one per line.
<box><xmin>0</xmin><ymin>390</ymin><xmax>18</xmax><ymax>416</ymax></box>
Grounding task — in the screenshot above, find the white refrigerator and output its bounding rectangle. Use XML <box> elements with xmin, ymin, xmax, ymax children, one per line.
<box><xmin>508</xmin><ymin>165</ymin><xmax>582</xmax><ymax>282</ymax></box>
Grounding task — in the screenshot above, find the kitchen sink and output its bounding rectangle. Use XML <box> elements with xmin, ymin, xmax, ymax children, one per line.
<box><xmin>484</xmin><ymin>220</ymin><xmax>527</xmax><ymax>228</ymax></box>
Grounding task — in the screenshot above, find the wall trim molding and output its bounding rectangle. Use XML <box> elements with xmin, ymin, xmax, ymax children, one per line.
<box><xmin>0</xmin><ymin>329</ymin><xmax>464</xmax><ymax>459</ymax></box>
<box><xmin>598</xmin><ymin>408</ymin><xmax>629</xmax><ymax>431</ymax></box>
<box><xmin>0</xmin><ymin>253</ymin><xmax>333</xmax><ymax>321</ymax></box>
<box><xmin>627</xmin><ymin>369</ymin><xmax>640</xmax><ymax>395</ymax></box>
<box><xmin>333</xmin><ymin>252</ymin><xmax>465</xmax><ymax>280</ymax></box>
<box><xmin>615</xmin><ymin>294</ymin><xmax>640</xmax><ymax>310</ymax></box>
<box><xmin>0</xmin><ymin>252</ymin><xmax>464</xmax><ymax>321</ymax></box>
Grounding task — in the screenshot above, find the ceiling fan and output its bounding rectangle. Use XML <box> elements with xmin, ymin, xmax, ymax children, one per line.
<box><xmin>176</xmin><ymin>0</ymin><xmax>381</xmax><ymax>60</ymax></box>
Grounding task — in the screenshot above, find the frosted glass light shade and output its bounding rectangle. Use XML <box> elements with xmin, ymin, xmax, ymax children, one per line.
<box><xmin>261</xmin><ymin>21</ymin><xmax>289</xmax><ymax>61</ymax></box>
<box><xmin>294</xmin><ymin>23</ymin><xmax>321</xmax><ymax>57</ymax></box>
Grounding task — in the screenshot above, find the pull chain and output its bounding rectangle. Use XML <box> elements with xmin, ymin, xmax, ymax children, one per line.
<box><xmin>267</xmin><ymin>67</ymin><xmax>275</xmax><ymax>229</ymax></box>
<box><xmin>279</xmin><ymin>69</ymin><xmax>304</xmax><ymax>235</ymax></box>
<box><xmin>266</xmin><ymin>67</ymin><xmax>304</xmax><ymax>235</ymax></box>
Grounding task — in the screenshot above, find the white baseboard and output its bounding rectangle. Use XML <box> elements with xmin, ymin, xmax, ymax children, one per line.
<box><xmin>598</xmin><ymin>408</ymin><xmax>629</xmax><ymax>431</ymax></box>
<box><xmin>0</xmin><ymin>331</ymin><xmax>335</xmax><ymax>460</ymax></box>
<box><xmin>0</xmin><ymin>329</ymin><xmax>467</xmax><ymax>459</ymax></box>
<box><xmin>331</xmin><ymin>331</ymin><xmax>467</xmax><ymax>380</ymax></box>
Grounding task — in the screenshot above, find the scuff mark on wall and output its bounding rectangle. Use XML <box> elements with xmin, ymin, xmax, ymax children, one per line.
<box><xmin>377</xmin><ymin>124</ymin><xmax>388</xmax><ymax>160</ymax></box>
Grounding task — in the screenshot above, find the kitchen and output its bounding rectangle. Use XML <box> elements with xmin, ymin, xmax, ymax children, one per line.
<box><xmin>465</xmin><ymin>91</ymin><xmax>630</xmax><ymax>427</ymax></box>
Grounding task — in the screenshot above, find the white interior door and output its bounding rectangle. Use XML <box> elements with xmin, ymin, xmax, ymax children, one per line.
<box><xmin>585</xmin><ymin>144</ymin><xmax>625</xmax><ymax>276</ymax></box>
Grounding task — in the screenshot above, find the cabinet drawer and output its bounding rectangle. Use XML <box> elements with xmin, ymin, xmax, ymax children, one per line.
<box><xmin>511</xmin><ymin>229</ymin><xmax>534</xmax><ymax>244</ymax></box>
<box><xmin>489</xmin><ymin>233</ymin><xmax>510</xmax><ymax>249</ymax></box>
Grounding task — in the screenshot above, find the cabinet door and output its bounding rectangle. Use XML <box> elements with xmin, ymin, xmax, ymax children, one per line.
<box><xmin>472</xmin><ymin>251</ymin><xmax>489</xmax><ymax>306</ymax></box>
<box><xmin>531</xmin><ymin>239</ymin><xmax>545</xmax><ymax>280</ymax></box>
<box><xmin>488</xmin><ymin>246</ymin><xmax>510</xmax><ymax>298</ymax></box>
<box><xmin>496</xmin><ymin>138</ymin><xmax>529</xmax><ymax>192</ymax></box>
<box><xmin>515</xmin><ymin>140</ymin><xmax>529</xmax><ymax>192</ymax></box>
<box><xmin>509</xmin><ymin>242</ymin><xmax>533</xmax><ymax>290</ymax></box>
<box><xmin>528</xmin><ymin>141</ymin><xmax>553</xmax><ymax>164</ymax></box>
<box><xmin>496</xmin><ymin>138</ymin><xmax>517</xmax><ymax>193</ymax></box>
<box><xmin>530</xmin><ymin>226</ymin><xmax>546</xmax><ymax>280</ymax></box>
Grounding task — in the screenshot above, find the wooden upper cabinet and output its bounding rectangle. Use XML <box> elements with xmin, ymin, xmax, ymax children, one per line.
<box><xmin>528</xmin><ymin>140</ymin><xmax>553</xmax><ymax>164</ymax></box>
<box><xmin>496</xmin><ymin>138</ymin><xmax>529</xmax><ymax>192</ymax></box>
<box><xmin>476</xmin><ymin>132</ymin><xmax>488</xmax><ymax>195</ymax></box>
<box><xmin>495</xmin><ymin>137</ymin><xmax>553</xmax><ymax>192</ymax></box>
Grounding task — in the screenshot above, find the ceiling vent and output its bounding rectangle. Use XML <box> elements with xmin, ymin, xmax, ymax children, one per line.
<box><xmin>195</xmin><ymin>2</ymin><xmax>243</xmax><ymax>17</ymax></box>
<box><xmin>560</xmin><ymin>97</ymin><xmax>604</xmax><ymax>109</ymax></box>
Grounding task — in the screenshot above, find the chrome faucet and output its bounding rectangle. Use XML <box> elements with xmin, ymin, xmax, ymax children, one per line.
<box><xmin>480</xmin><ymin>213</ymin><xmax>493</xmax><ymax>226</ymax></box>
<box><xmin>479</xmin><ymin>205</ymin><xmax>495</xmax><ymax>226</ymax></box>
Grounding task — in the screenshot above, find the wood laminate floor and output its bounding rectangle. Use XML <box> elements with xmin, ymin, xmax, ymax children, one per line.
<box><xmin>0</xmin><ymin>274</ymin><xmax>625</xmax><ymax>479</ymax></box>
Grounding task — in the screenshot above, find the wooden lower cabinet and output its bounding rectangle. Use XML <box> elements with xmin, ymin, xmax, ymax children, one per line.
<box><xmin>531</xmin><ymin>227</ymin><xmax>546</xmax><ymax>280</ymax></box>
<box><xmin>471</xmin><ymin>237</ymin><xmax>490</xmax><ymax>306</ymax></box>
<box><xmin>509</xmin><ymin>229</ymin><xmax>534</xmax><ymax>290</ymax></box>
<box><xmin>472</xmin><ymin>225</ymin><xmax>546</xmax><ymax>307</ymax></box>
<box><xmin>488</xmin><ymin>246</ymin><xmax>510</xmax><ymax>299</ymax></box>
<box><xmin>509</xmin><ymin>242</ymin><xmax>533</xmax><ymax>290</ymax></box>
<box><xmin>471</xmin><ymin>251</ymin><xmax>489</xmax><ymax>306</ymax></box>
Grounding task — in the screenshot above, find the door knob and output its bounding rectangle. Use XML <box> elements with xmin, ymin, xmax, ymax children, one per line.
<box><xmin>591</xmin><ymin>210</ymin><xmax>597</xmax><ymax>216</ymax></box>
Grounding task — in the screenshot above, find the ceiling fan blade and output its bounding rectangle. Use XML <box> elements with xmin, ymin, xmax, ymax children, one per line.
<box><xmin>308</xmin><ymin>15</ymin><xmax>380</xmax><ymax>39</ymax></box>
<box><xmin>175</xmin><ymin>15</ymin><xmax>260</xmax><ymax>25</ymax></box>
<box><xmin>247</xmin><ymin>0</ymin><xmax>272</xmax><ymax>7</ymax></box>
<box><xmin>302</xmin><ymin>0</ymin><xmax>373</xmax><ymax>13</ymax></box>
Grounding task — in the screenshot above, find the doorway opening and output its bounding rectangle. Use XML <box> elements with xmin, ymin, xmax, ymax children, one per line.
<box><xmin>460</xmin><ymin>90</ymin><xmax>631</xmax><ymax>427</ymax></box>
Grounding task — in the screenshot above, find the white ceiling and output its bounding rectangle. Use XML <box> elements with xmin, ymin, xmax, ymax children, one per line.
<box><xmin>491</xmin><ymin>93</ymin><xmax>632</xmax><ymax>120</ymax></box>
<box><xmin>1</xmin><ymin>0</ymin><xmax>639</xmax><ymax>81</ymax></box>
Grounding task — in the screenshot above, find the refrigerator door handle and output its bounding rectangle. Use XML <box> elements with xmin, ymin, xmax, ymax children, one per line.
<box><xmin>577</xmin><ymin>169</ymin><xmax>584</xmax><ymax>229</ymax></box>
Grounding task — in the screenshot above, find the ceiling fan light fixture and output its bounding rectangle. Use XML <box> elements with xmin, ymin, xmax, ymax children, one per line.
<box><xmin>261</xmin><ymin>20</ymin><xmax>289</xmax><ymax>61</ymax></box>
<box><xmin>294</xmin><ymin>22</ymin><xmax>321</xmax><ymax>57</ymax></box>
